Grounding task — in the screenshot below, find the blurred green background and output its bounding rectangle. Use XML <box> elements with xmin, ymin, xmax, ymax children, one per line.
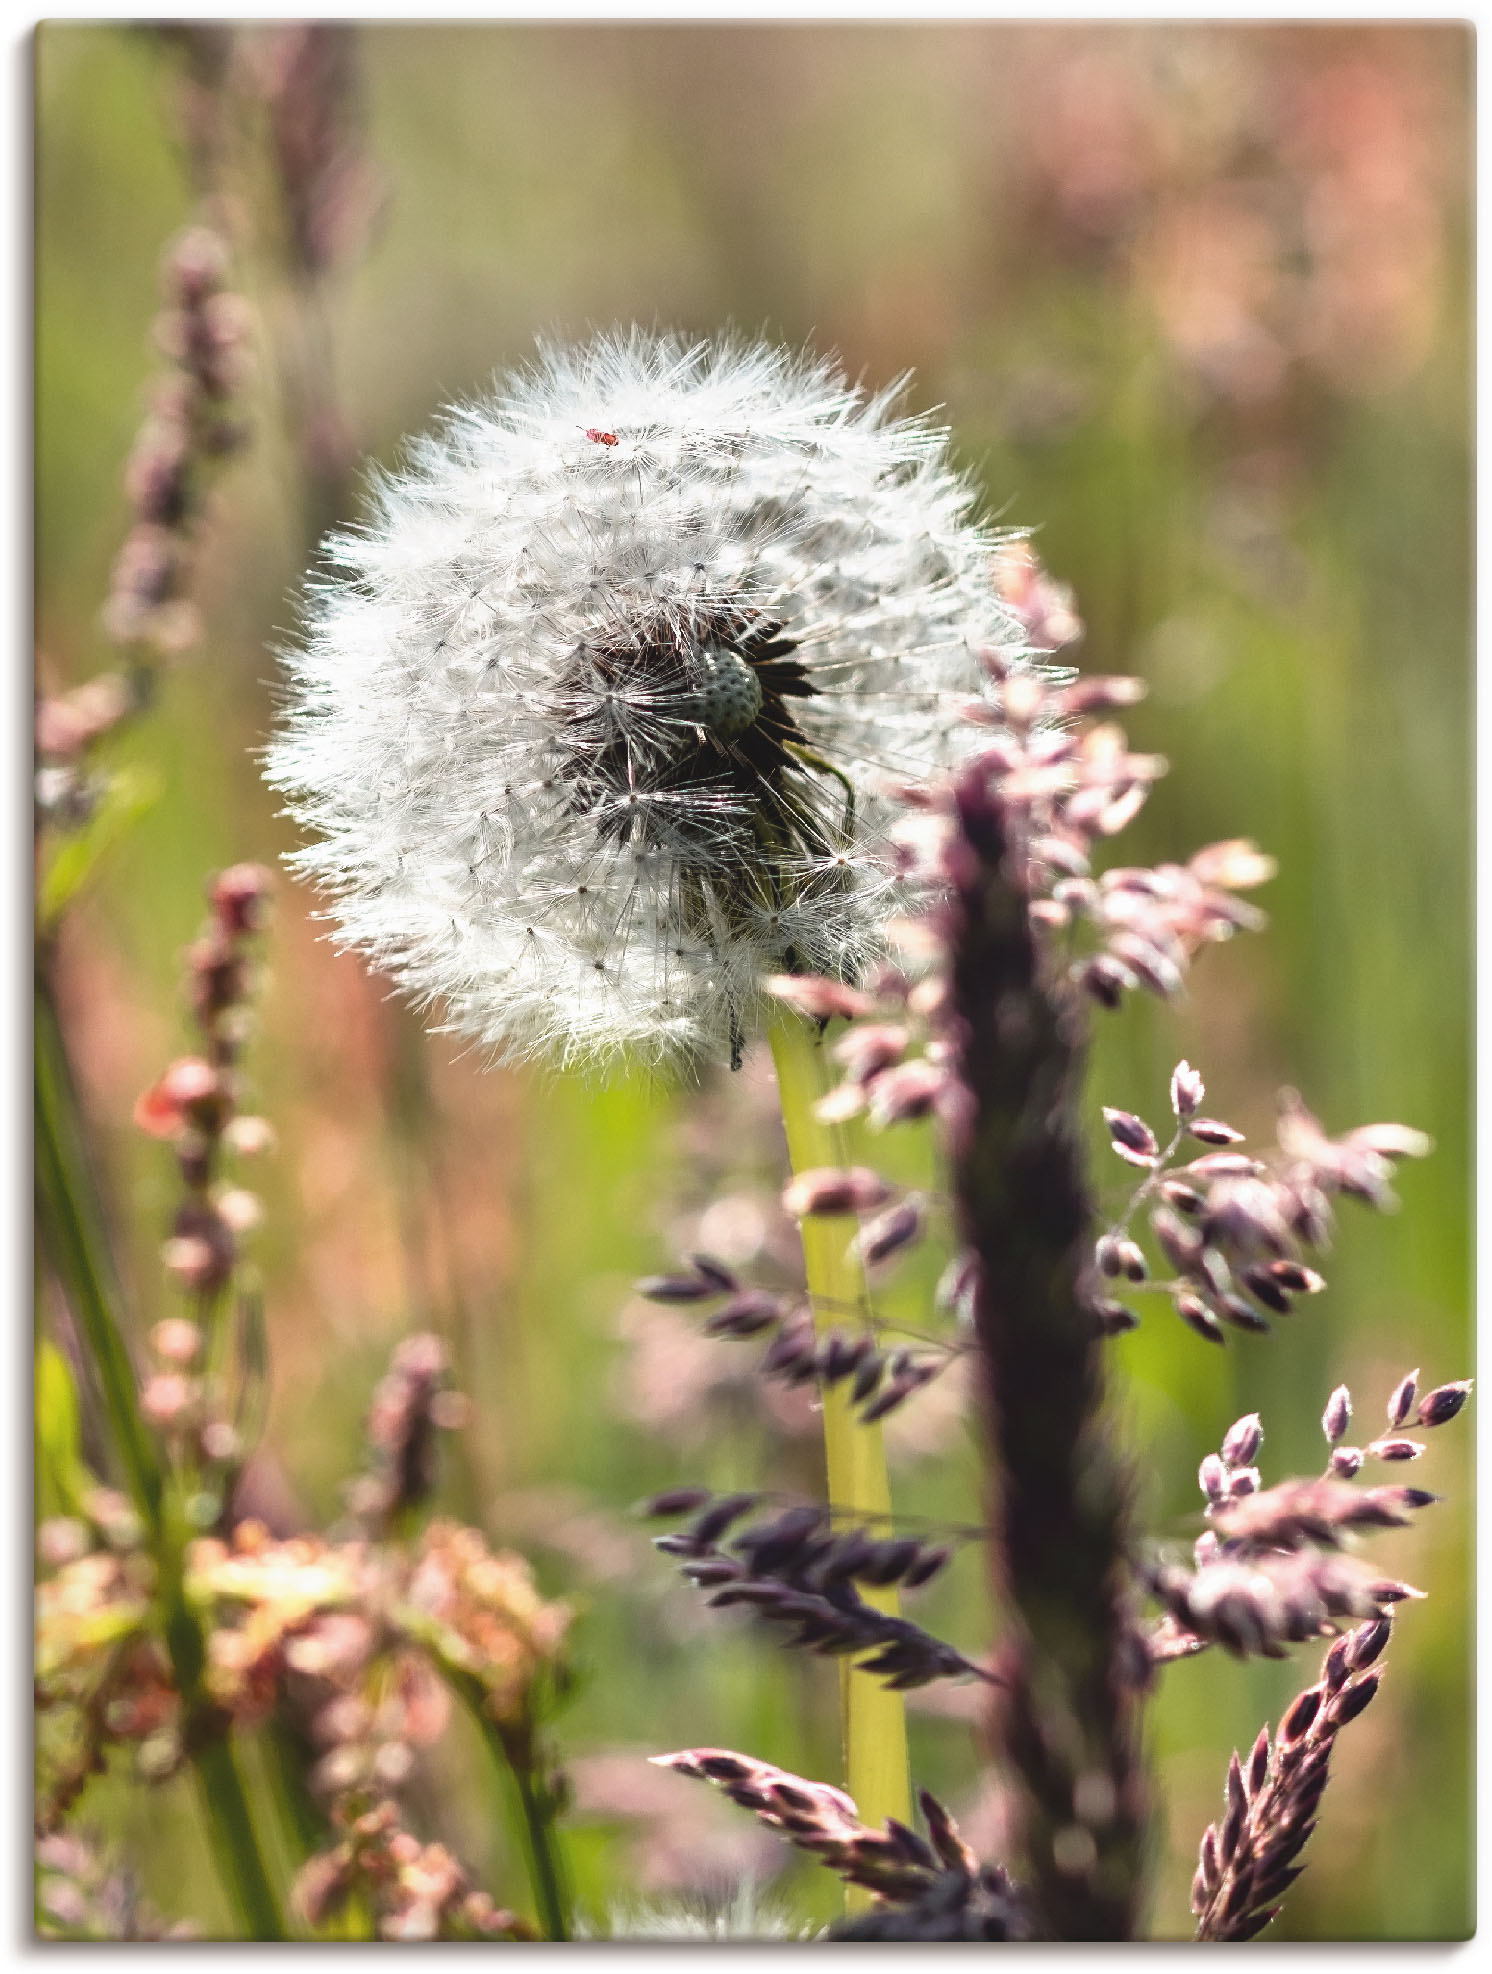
<box><xmin>36</xmin><ymin>22</ymin><xmax>1471</xmax><ymax>1940</ymax></box>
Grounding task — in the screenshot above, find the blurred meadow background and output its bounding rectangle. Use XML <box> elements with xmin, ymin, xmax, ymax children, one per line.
<box><xmin>35</xmin><ymin>21</ymin><xmax>1471</xmax><ymax>1940</ymax></box>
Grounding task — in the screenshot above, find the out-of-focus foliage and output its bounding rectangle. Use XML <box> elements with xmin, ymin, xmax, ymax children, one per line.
<box><xmin>35</xmin><ymin>22</ymin><xmax>1470</xmax><ymax>1939</ymax></box>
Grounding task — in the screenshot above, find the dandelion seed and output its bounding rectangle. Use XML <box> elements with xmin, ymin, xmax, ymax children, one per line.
<box><xmin>267</xmin><ymin>330</ymin><xmax>1030</xmax><ymax>1070</ymax></box>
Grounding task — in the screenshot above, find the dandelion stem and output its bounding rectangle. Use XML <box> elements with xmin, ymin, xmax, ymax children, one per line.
<box><xmin>767</xmin><ymin>1006</ymin><xmax>911</xmax><ymax>1891</ymax></box>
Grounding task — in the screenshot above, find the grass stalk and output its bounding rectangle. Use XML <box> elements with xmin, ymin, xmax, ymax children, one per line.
<box><xmin>767</xmin><ymin>1006</ymin><xmax>911</xmax><ymax>1865</ymax></box>
<box><xmin>35</xmin><ymin>972</ymin><xmax>287</xmax><ymax>1940</ymax></box>
<box><xmin>443</xmin><ymin>1668</ymin><xmax>571</xmax><ymax>1941</ymax></box>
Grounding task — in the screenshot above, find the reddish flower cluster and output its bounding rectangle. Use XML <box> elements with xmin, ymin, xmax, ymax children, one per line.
<box><xmin>294</xmin><ymin>1796</ymin><xmax>531</xmax><ymax>1941</ymax></box>
<box><xmin>134</xmin><ymin>865</ymin><xmax>274</xmax><ymax>1307</ymax></box>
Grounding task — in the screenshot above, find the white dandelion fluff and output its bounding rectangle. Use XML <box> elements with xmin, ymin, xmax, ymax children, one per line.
<box><xmin>267</xmin><ymin>329</ymin><xmax>1029</xmax><ymax>1071</ymax></box>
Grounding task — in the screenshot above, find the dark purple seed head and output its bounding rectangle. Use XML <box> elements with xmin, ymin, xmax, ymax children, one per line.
<box><xmin>1221</xmin><ymin>1413</ymin><xmax>1264</xmax><ymax>1468</ymax></box>
<box><xmin>1117</xmin><ymin>1239</ymin><xmax>1149</xmax><ymax>1282</ymax></box>
<box><xmin>1268</xmin><ymin>1260</ymin><xmax>1325</xmax><ymax>1294</ymax></box>
<box><xmin>1323</xmin><ymin>1633</ymin><xmax>1355</xmax><ymax>1690</ymax></box>
<box><xmin>901</xmin><ymin>1543</ymin><xmax>952</xmax><ymax>1590</ymax></box>
<box><xmin>1160</xmin><ymin>1179</ymin><xmax>1207</xmax><ymax>1216</ymax></box>
<box><xmin>851</xmin><ymin>1353</ymin><xmax>884</xmax><ymax>1404</ymax></box>
<box><xmin>1247</xmin><ymin>1727</ymin><xmax>1271</xmax><ymax>1796</ymax></box>
<box><xmin>703</xmin><ymin>1291</ymin><xmax>783</xmax><ymax>1338</ymax></box>
<box><xmin>1219</xmin><ymin>1294</ymin><xmax>1272</xmax><ymax>1334</ymax></box>
<box><xmin>1094</xmin><ymin>1299</ymin><xmax>1141</xmax><ymax>1336</ymax></box>
<box><xmin>1242</xmin><ymin>1268</ymin><xmax>1294</xmax><ymax>1315</ymax></box>
<box><xmin>1189</xmin><ymin>1117</ymin><xmax>1246</xmax><ymax>1147</ymax></box>
<box><xmin>1322</xmin><ymin>1385</ymin><xmax>1352</xmax><ymax>1446</ymax></box>
<box><xmin>1103</xmin><ymin>1107</ymin><xmax>1160</xmax><ymax>1163</ymax></box>
<box><xmin>686</xmin><ymin>1492</ymin><xmax>761</xmax><ymax>1546</ymax></box>
<box><xmin>1367</xmin><ymin>1437</ymin><xmax>1424</xmax><ymax>1463</ymax></box>
<box><xmin>653</xmin><ymin>1532</ymin><xmax>708</xmax><ymax>1557</ymax></box>
<box><xmin>1280</xmin><ymin>1685</ymin><xmax>1323</xmax><ymax>1743</ymax></box>
<box><xmin>1418</xmin><ymin>1380</ymin><xmax>1472</xmax><ymax>1428</ymax></box>
<box><xmin>1348</xmin><ymin>1616</ymin><xmax>1392</xmax><ymax>1671</ymax></box>
<box><xmin>1331</xmin><ymin>1672</ymin><xmax>1381</xmax><ymax>1726</ymax></box>
<box><xmin>1386</xmin><ymin>1369</ymin><xmax>1418</xmax><ymax>1429</ymax></box>
<box><xmin>1176</xmin><ymin>1294</ymin><xmax>1226</xmax><ymax>1344</ymax></box>
<box><xmin>689</xmin><ymin>1253</ymin><xmax>740</xmax><ymax>1294</ymax></box>
<box><xmin>638</xmin><ymin>1271</ymin><xmax>721</xmax><ymax>1304</ymax></box>
<box><xmin>1171</xmin><ymin>1060</ymin><xmax>1205</xmax><ymax>1118</ymax></box>
<box><xmin>643</xmin><ymin>1485</ymin><xmax>713</xmax><ymax>1518</ymax></box>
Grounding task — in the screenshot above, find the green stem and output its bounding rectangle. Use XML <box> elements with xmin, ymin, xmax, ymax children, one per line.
<box><xmin>35</xmin><ymin>972</ymin><xmax>287</xmax><ymax>1940</ymax></box>
<box><xmin>500</xmin><ymin>1730</ymin><xmax>571</xmax><ymax>1945</ymax></box>
<box><xmin>34</xmin><ymin>982</ymin><xmax>159</xmax><ymax>1524</ymax></box>
<box><xmin>189</xmin><ymin>1735</ymin><xmax>289</xmax><ymax>1940</ymax></box>
<box><xmin>446</xmin><ymin>1670</ymin><xmax>571</xmax><ymax>1940</ymax></box>
<box><xmin>767</xmin><ymin>1008</ymin><xmax>911</xmax><ymax>1869</ymax></box>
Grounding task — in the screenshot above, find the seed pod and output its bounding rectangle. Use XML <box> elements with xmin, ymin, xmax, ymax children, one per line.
<box><xmin>1080</xmin><ymin>954</ymin><xmax>1133</xmax><ymax>1008</ymax></box>
<box><xmin>865</xmin><ymin>1060</ymin><xmax>948</xmax><ymax>1127</ymax></box>
<box><xmin>1221</xmin><ymin>1414</ymin><xmax>1264</xmax><ymax>1468</ymax></box>
<box><xmin>638</xmin><ymin>1271</ymin><xmax>722</xmax><ymax>1304</ymax></box>
<box><xmin>859</xmin><ymin>1538</ymin><xmax>924</xmax><ymax>1587</ymax></box>
<box><xmin>1332</xmin><ymin>1673</ymin><xmax>1381</xmax><ymax>1726</ymax></box>
<box><xmin>782</xmin><ymin>1166</ymin><xmax>896</xmax><ymax>1218</ymax></box>
<box><xmin>690</xmin><ymin>1253</ymin><xmax>740</xmax><ymax>1294</ymax></box>
<box><xmin>1217</xmin><ymin>1294</ymin><xmax>1271</xmax><ymax>1335</ymax></box>
<box><xmin>1188</xmin><ymin>1118</ymin><xmax>1246</xmax><ymax>1146</ymax></box>
<box><xmin>643</xmin><ymin>1486</ymin><xmax>713</xmax><ymax>1518</ymax></box>
<box><xmin>1279</xmin><ymin>1685</ymin><xmax>1322</xmax><ymax>1743</ymax></box>
<box><xmin>850</xmin><ymin>1352</ymin><xmax>885</xmax><ymax>1404</ymax></box>
<box><xmin>764</xmin><ymin>975</ymin><xmax>875</xmax><ymax>1022</ymax></box>
<box><xmin>1092</xmin><ymin>1298</ymin><xmax>1140</xmax><ymax>1336</ymax></box>
<box><xmin>1114</xmin><ymin>1239</ymin><xmax>1148</xmax><ymax>1282</ymax></box>
<box><xmin>1241</xmin><ymin>1267</ymin><xmax>1294</xmax><ymax>1315</ymax></box>
<box><xmin>685</xmin><ymin>1492</ymin><xmax>761</xmax><ymax>1546</ymax></box>
<box><xmin>1186</xmin><ymin>1152</ymin><xmax>1264</xmax><ymax>1179</ymax></box>
<box><xmin>1417</xmin><ymin>1380</ymin><xmax>1472</xmax><ymax>1427</ymax></box>
<box><xmin>702</xmin><ymin>1291</ymin><xmax>784</xmax><ymax>1338</ymax></box>
<box><xmin>1349</xmin><ymin>1616</ymin><xmax>1393</xmax><ymax>1672</ymax></box>
<box><xmin>1386</xmin><ymin>1370</ymin><xmax>1418</xmax><ymax>1429</ymax></box>
<box><xmin>1322</xmin><ymin>1386</ymin><xmax>1352</xmax><ymax>1446</ymax></box>
<box><xmin>1160</xmin><ymin>1178</ymin><xmax>1206</xmax><ymax>1216</ymax></box>
<box><xmin>1171</xmin><ymin>1060</ymin><xmax>1205</xmax><ymax>1118</ymax></box>
<box><xmin>1246</xmin><ymin>1727</ymin><xmax>1271</xmax><ymax>1797</ymax></box>
<box><xmin>859</xmin><ymin>1372</ymin><xmax>921</xmax><ymax>1422</ymax></box>
<box><xmin>855</xmin><ymin>1197</ymin><xmax>925</xmax><ymax>1269</ymax></box>
<box><xmin>761</xmin><ymin>1319</ymin><xmax>817</xmax><ymax>1377</ymax></box>
<box><xmin>1265</xmin><ymin>1260</ymin><xmax>1325</xmax><ymax>1294</ymax></box>
<box><xmin>901</xmin><ymin>1543</ymin><xmax>951</xmax><ymax>1590</ymax></box>
<box><xmin>1103</xmin><ymin>1107</ymin><xmax>1159</xmax><ymax>1165</ymax></box>
<box><xmin>1367</xmin><ymin>1438</ymin><xmax>1424</xmax><ymax>1463</ymax></box>
<box><xmin>1152</xmin><ymin>1207</ymin><xmax>1203</xmax><ymax>1276</ymax></box>
<box><xmin>1175</xmin><ymin>1293</ymin><xmax>1225</xmax><ymax>1345</ymax></box>
<box><xmin>819</xmin><ymin>1330</ymin><xmax>875</xmax><ymax>1385</ymax></box>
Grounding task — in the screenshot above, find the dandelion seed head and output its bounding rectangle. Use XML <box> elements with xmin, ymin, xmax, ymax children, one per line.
<box><xmin>267</xmin><ymin>328</ymin><xmax>1031</xmax><ymax>1069</ymax></box>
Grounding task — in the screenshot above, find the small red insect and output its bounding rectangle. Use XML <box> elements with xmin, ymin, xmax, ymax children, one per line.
<box><xmin>585</xmin><ymin>428</ymin><xmax>619</xmax><ymax>446</ymax></box>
